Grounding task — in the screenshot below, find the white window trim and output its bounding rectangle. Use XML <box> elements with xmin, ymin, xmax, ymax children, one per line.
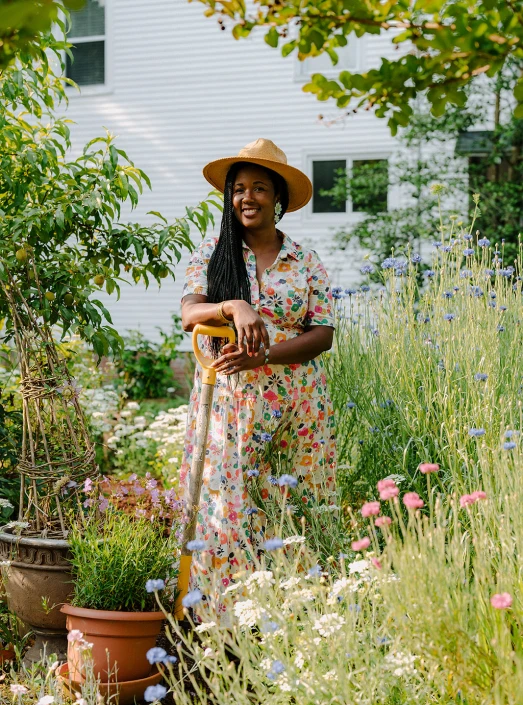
<box><xmin>301</xmin><ymin>151</ymin><xmax>391</xmax><ymax>223</ymax></box>
<box><xmin>293</xmin><ymin>35</ymin><xmax>364</xmax><ymax>84</ymax></box>
<box><xmin>65</xmin><ymin>0</ymin><xmax>113</xmax><ymax>97</ymax></box>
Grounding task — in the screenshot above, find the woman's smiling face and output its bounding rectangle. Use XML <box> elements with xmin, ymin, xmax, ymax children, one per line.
<box><xmin>232</xmin><ymin>164</ymin><xmax>279</xmax><ymax>230</ymax></box>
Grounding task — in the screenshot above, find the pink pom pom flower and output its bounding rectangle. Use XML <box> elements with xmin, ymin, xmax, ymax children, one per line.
<box><xmin>490</xmin><ymin>592</ymin><xmax>512</xmax><ymax>609</ymax></box>
<box><xmin>403</xmin><ymin>492</ymin><xmax>424</xmax><ymax>510</ymax></box>
<box><xmin>419</xmin><ymin>463</ymin><xmax>440</xmax><ymax>474</ymax></box>
<box><xmin>375</xmin><ymin>516</ymin><xmax>392</xmax><ymax>528</ymax></box>
<box><xmin>460</xmin><ymin>490</ymin><xmax>487</xmax><ymax>508</ymax></box>
<box><xmin>361</xmin><ymin>501</ymin><xmax>381</xmax><ymax>518</ymax></box>
<box><xmin>351</xmin><ymin>537</ymin><xmax>371</xmax><ymax>552</ymax></box>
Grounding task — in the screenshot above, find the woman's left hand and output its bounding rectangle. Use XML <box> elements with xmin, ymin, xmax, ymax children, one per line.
<box><xmin>211</xmin><ymin>343</ymin><xmax>265</xmax><ymax>375</ymax></box>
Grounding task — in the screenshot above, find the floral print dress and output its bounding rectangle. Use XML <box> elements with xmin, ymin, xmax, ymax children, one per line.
<box><xmin>180</xmin><ymin>232</ymin><xmax>336</xmax><ymax>621</ymax></box>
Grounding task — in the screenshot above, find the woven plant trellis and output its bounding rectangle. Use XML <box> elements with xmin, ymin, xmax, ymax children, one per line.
<box><xmin>1</xmin><ymin>269</ymin><xmax>99</xmax><ymax>539</ymax></box>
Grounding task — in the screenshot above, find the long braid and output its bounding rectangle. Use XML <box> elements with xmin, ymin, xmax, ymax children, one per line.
<box><xmin>207</xmin><ymin>161</ymin><xmax>289</xmax><ymax>356</ymax></box>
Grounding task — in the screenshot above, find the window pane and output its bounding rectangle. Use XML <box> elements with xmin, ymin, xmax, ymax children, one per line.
<box><xmin>301</xmin><ymin>42</ymin><xmax>358</xmax><ymax>75</ymax></box>
<box><xmin>351</xmin><ymin>159</ymin><xmax>388</xmax><ymax>214</ymax></box>
<box><xmin>66</xmin><ymin>40</ymin><xmax>105</xmax><ymax>86</ymax></box>
<box><xmin>70</xmin><ymin>0</ymin><xmax>105</xmax><ymax>38</ymax></box>
<box><xmin>312</xmin><ymin>160</ymin><xmax>347</xmax><ymax>213</ymax></box>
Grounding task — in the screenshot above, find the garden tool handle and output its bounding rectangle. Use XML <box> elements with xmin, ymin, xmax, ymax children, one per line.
<box><xmin>192</xmin><ymin>324</ymin><xmax>236</xmax><ymax>385</ymax></box>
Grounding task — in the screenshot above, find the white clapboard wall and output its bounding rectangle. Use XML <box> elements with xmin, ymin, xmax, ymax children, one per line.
<box><xmin>64</xmin><ymin>0</ymin><xmax>404</xmax><ymax>347</ymax></box>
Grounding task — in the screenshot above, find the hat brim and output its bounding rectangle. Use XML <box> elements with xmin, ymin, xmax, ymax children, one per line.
<box><xmin>202</xmin><ymin>156</ymin><xmax>312</xmax><ymax>213</ymax></box>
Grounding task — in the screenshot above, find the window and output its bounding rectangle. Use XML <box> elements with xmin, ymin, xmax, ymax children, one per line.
<box><xmin>311</xmin><ymin>158</ymin><xmax>388</xmax><ymax>215</ymax></box>
<box><xmin>297</xmin><ymin>41</ymin><xmax>359</xmax><ymax>80</ymax></box>
<box><xmin>66</xmin><ymin>0</ymin><xmax>106</xmax><ymax>87</ymax></box>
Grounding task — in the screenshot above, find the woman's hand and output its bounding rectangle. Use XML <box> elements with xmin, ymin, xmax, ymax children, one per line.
<box><xmin>211</xmin><ymin>343</ymin><xmax>265</xmax><ymax>375</ymax></box>
<box><xmin>224</xmin><ymin>300</ymin><xmax>270</xmax><ymax>357</ymax></box>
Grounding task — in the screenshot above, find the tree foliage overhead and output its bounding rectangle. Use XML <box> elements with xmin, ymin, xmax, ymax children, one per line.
<box><xmin>0</xmin><ymin>0</ymin><xmax>84</xmax><ymax>69</ymax></box>
<box><xmin>195</xmin><ymin>0</ymin><xmax>523</xmax><ymax>134</ymax></box>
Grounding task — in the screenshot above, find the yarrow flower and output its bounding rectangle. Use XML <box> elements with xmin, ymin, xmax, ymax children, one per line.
<box><xmin>314</xmin><ymin>613</ymin><xmax>346</xmax><ymax>637</ymax></box>
<box><xmin>418</xmin><ymin>463</ymin><xmax>439</xmax><ymax>474</ymax></box>
<box><xmin>144</xmin><ymin>684</ymin><xmax>167</xmax><ymax>702</ymax></box>
<box><xmin>145</xmin><ymin>579</ymin><xmax>165</xmax><ymax>593</ymax></box>
<box><xmin>403</xmin><ymin>492</ymin><xmax>424</xmax><ymax>510</ymax></box>
<box><xmin>36</xmin><ymin>697</ymin><xmax>55</xmax><ymax>705</ymax></box>
<box><xmin>490</xmin><ymin>592</ymin><xmax>512</xmax><ymax>609</ymax></box>
<box><xmin>264</xmin><ymin>537</ymin><xmax>284</xmax><ymax>551</ymax></box>
<box><xmin>351</xmin><ymin>536</ymin><xmax>371</xmax><ymax>552</ymax></box>
<box><xmin>181</xmin><ymin>588</ymin><xmax>203</xmax><ymax>608</ymax></box>
<box><xmin>10</xmin><ymin>685</ymin><xmax>28</xmax><ymax>695</ymax></box>
<box><xmin>361</xmin><ymin>501</ymin><xmax>380</xmax><ymax>518</ymax></box>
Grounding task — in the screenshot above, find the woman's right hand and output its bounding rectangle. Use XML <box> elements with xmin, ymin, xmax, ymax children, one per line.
<box><xmin>224</xmin><ymin>300</ymin><xmax>270</xmax><ymax>357</ymax></box>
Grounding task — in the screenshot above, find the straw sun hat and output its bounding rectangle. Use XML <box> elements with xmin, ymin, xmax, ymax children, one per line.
<box><xmin>202</xmin><ymin>138</ymin><xmax>312</xmax><ymax>213</ymax></box>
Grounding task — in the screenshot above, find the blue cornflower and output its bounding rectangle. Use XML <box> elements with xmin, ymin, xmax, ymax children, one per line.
<box><xmin>186</xmin><ymin>540</ymin><xmax>206</xmax><ymax>551</ymax></box>
<box><xmin>144</xmin><ymin>685</ymin><xmax>167</xmax><ymax>703</ymax></box>
<box><xmin>443</xmin><ymin>291</ymin><xmax>454</xmax><ymax>299</ymax></box>
<box><xmin>463</xmin><ymin>248</ymin><xmax>475</xmax><ymax>256</ymax></box>
<box><xmin>460</xmin><ymin>269</ymin><xmax>473</xmax><ymax>278</ymax></box>
<box><xmin>474</xmin><ymin>373</ymin><xmax>488</xmax><ymax>381</ymax></box>
<box><xmin>505</xmin><ymin>430</ymin><xmax>515</xmax><ymax>438</ymax></box>
<box><xmin>345</xmin><ymin>288</ymin><xmax>357</xmax><ymax>296</ymax></box>
<box><xmin>261</xmin><ymin>432</ymin><xmax>273</xmax><ymax>442</ymax></box>
<box><xmin>145</xmin><ymin>579</ymin><xmax>165</xmax><ymax>594</ymax></box>
<box><xmin>146</xmin><ymin>647</ymin><xmax>168</xmax><ymax>665</ymax></box>
<box><xmin>376</xmin><ymin>637</ymin><xmax>390</xmax><ymax>646</ymax></box>
<box><xmin>261</xmin><ymin>621</ymin><xmax>280</xmax><ymax>634</ymax></box>
<box><xmin>360</xmin><ymin>285</ymin><xmax>370</xmax><ymax>292</ymax></box>
<box><xmin>307</xmin><ymin>564</ymin><xmax>322</xmax><ymax>577</ymax></box>
<box><xmin>443</xmin><ymin>313</ymin><xmax>455</xmax><ymax>321</ymax></box>
<box><xmin>245</xmin><ymin>507</ymin><xmax>258</xmax><ymax>515</ymax></box>
<box><xmin>267</xmin><ymin>660</ymin><xmax>286</xmax><ymax>680</ymax></box>
<box><xmin>360</xmin><ymin>264</ymin><xmax>375</xmax><ymax>275</ymax></box>
<box><xmin>425</xmin><ymin>270</ymin><xmax>435</xmax><ymax>278</ymax></box>
<box><xmin>490</xmin><ymin>291</ymin><xmax>497</xmax><ymax>298</ymax></box>
<box><xmin>500</xmin><ymin>306</ymin><xmax>507</xmax><ymax>311</ymax></box>
<box><xmin>504</xmin><ymin>441</ymin><xmax>517</xmax><ymax>450</ymax></box>
<box><xmin>497</xmin><ymin>325</ymin><xmax>505</xmax><ymax>332</ymax></box>
<box><xmin>478</xmin><ymin>237</ymin><xmax>490</xmax><ymax>247</ymax></box>
<box><xmin>484</xmin><ymin>269</ymin><xmax>494</xmax><ymax>277</ymax></box>
<box><xmin>453</xmin><ymin>286</ymin><xmax>460</xmax><ymax>291</ymax></box>
<box><xmin>442</xmin><ymin>245</ymin><xmax>452</xmax><ymax>253</ymax></box>
<box><xmin>411</xmin><ymin>253</ymin><xmax>422</xmax><ymax>264</ymax></box>
<box><xmin>247</xmin><ymin>468</ymin><xmax>260</xmax><ymax>478</ymax></box>
<box><xmin>382</xmin><ymin>256</ymin><xmax>400</xmax><ymax>270</ymax></box>
<box><xmin>348</xmin><ymin>604</ymin><xmax>362</xmax><ymax>613</ymax></box>
<box><xmin>433</xmin><ymin>241</ymin><xmax>443</xmax><ymax>249</ymax></box>
<box><xmin>489</xmin><ymin>302</ymin><xmax>496</xmax><ymax>308</ymax></box>
<box><xmin>272</xmin><ymin>409</ymin><xmax>282</xmax><ymax>418</ymax></box>
<box><xmin>463</xmin><ymin>233</ymin><xmax>473</xmax><ymax>241</ymax></box>
<box><xmin>470</xmin><ymin>286</ymin><xmax>483</xmax><ymax>297</ymax></box>
<box><xmin>371</xmin><ymin>328</ymin><xmax>379</xmax><ymax>336</ymax></box>
<box><xmin>264</xmin><ymin>538</ymin><xmax>284</xmax><ymax>551</ymax></box>
<box><xmin>423</xmin><ymin>316</ymin><xmax>430</xmax><ymax>323</ymax></box>
<box><xmin>499</xmin><ymin>269</ymin><xmax>513</xmax><ymax>277</ymax></box>
<box><xmin>278</xmin><ymin>474</ymin><xmax>298</xmax><ymax>488</ymax></box>
<box><xmin>332</xmin><ymin>286</ymin><xmax>344</xmax><ymax>300</ymax></box>
<box><xmin>181</xmin><ymin>588</ymin><xmax>203</xmax><ymax>608</ymax></box>
<box><xmin>469</xmin><ymin>428</ymin><xmax>486</xmax><ymax>437</ymax></box>
<box><xmin>268</xmin><ymin>476</ymin><xmax>279</xmax><ymax>486</ymax></box>
<box><xmin>163</xmin><ymin>656</ymin><xmax>178</xmax><ymax>664</ymax></box>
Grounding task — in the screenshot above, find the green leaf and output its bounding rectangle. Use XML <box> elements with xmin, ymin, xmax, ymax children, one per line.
<box><xmin>265</xmin><ymin>27</ymin><xmax>279</xmax><ymax>48</ymax></box>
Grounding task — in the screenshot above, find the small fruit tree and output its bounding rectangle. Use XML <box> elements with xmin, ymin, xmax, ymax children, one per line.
<box><xmin>0</xmin><ymin>27</ymin><xmax>220</xmax><ymax>357</ymax></box>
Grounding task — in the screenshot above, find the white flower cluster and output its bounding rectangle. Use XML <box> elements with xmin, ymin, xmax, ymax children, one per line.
<box><xmin>384</xmin><ymin>650</ymin><xmax>418</xmax><ymax>677</ymax></box>
<box><xmin>81</xmin><ymin>386</ymin><xmax>120</xmax><ymax>434</ymax></box>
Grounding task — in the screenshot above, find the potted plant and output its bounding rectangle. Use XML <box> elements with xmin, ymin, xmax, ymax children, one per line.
<box><xmin>61</xmin><ymin>502</ymin><xmax>179</xmax><ymax>685</ymax></box>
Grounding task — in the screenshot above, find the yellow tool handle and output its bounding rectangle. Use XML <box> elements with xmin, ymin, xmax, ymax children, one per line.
<box><xmin>192</xmin><ymin>324</ymin><xmax>236</xmax><ymax>385</ymax></box>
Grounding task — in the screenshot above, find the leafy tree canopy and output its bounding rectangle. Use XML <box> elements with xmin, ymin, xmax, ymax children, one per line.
<box><xmin>0</xmin><ymin>0</ymin><xmax>84</xmax><ymax>69</ymax></box>
<box><xmin>196</xmin><ymin>0</ymin><xmax>523</xmax><ymax>134</ymax></box>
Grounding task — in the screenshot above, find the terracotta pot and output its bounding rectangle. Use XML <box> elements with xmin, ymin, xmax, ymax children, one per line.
<box><xmin>57</xmin><ymin>662</ymin><xmax>163</xmax><ymax>705</ymax></box>
<box><xmin>0</xmin><ymin>530</ymin><xmax>72</xmax><ymax>663</ymax></box>
<box><xmin>0</xmin><ymin>647</ymin><xmax>16</xmax><ymax>663</ymax></box>
<box><xmin>61</xmin><ymin>604</ymin><xmax>164</xmax><ymax>683</ymax></box>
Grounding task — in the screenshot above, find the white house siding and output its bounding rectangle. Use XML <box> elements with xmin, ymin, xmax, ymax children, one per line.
<box><xmin>64</xmin><ymin>0</ymin><xmax>402</xmax><ymax>347</ymax></box>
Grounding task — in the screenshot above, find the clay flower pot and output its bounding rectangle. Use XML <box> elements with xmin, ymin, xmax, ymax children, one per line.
<box><xmin>0</xmin><ymin>530</ymin><xmax>72</xmax><ymax>662</ymax></box>
<box><xmin>61</xmin><ymin>604</ymin><xmax>164</xmax><ymax>683</ymax></box>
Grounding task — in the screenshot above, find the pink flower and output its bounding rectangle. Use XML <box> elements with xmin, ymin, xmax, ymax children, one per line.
<box><xmin>351</xmin><ymin>537</ymin><xmax>371</xmax><ymax>552</ymax></box>
<box><xmin>490</xmin><ymin>592</ymin><xmax>512</xmax><ymax>609</ymax></box>
<box><xmin>377</xmin><ymin>478</ymin><xmax>396</xmax><ymax>492</ymax></box>
<box><xmin>419</xmin><ymin>463</ymin><xmax>440</xmax><ymax>474</ymax></box>
<box><xmin>403</xmin><ymin>492</ymin><xmax>424</xmax><ymax>510</ymax></box>
<box><xmin>460</xmin><ymin>490</ymin><xmax>487</xmax><ymax>508</ymax></box>
<box><xmin>361</xmin><ymin>501</ymin><xmax>381</xmax><ymax>518</ymax></box>
<box><xmin>375</xmin><ymin>516</ymin><xmax>392</xmax><ymax>528</ymax></box>
<box><xmin>67</xmin><ymin>629</ymin><xmax>84</xmax><ymax>643</ymax></box>
<box><xmin>380</xmin><ymin>486</ymin><xmax>399</xmax><ymax>500</ymax></box>
<box><xmin>371</xmin><ymin>557</ymin><xmax>382</xmax><ymax>570</ymax></box>
<box><xmin>83</xmin><ymin>478</ymin><xmax>93</xmax><ymax>493</ymax></box>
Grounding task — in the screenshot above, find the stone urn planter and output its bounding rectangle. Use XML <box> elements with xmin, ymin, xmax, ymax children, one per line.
<box><xmin>61</xmin><ymin>604</ymin><xmax>164</xmax><ymax>683</ymax></box>
<box><xmin>0</xmin><ymin>529</ymin><xmax>72</xmax><ymax>662</ymax></box>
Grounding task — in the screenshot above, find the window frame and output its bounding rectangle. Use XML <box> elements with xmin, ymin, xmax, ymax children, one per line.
<box><xmin>294</xmin><ymin>36</ymin><xmax>363</xmax><ymax>83</ymax></box>
<box><xmin>303</xmin><ymin>151</ymin><xmax>391</xmax><ymax>222</ymax></box>
<box><xmin>64</xmin><ymin>0</ymin><xmax>113</xmax><ymax>97</ymax></box>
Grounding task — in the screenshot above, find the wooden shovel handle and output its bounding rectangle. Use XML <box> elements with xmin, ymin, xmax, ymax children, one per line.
<box><xmin>192</xmin><ymin>324</ymin><xmax>236</xmax><ymax>384</ymax></box>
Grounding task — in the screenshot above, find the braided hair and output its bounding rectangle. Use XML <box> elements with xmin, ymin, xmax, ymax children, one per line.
<box><xmin>206</xmin><ymin>161</ymin><xmax>289</xmax><ymax>355</ymax></box>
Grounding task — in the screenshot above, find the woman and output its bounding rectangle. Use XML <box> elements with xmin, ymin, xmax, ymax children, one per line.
<box><xmin>180</xmin><ymin>138</ymin><xmax>336</xmax><ymax>619</ymax></box>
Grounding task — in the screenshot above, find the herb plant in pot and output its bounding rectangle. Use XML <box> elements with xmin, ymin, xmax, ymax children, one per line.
<box><xmin>61</xmin><ymin>507</ymin><xmax>179</xmax><ymax>684</ymax></box>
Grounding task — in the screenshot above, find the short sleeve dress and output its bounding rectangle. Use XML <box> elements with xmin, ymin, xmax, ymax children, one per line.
<box><xmin>180</xmin><ymin>231</ymin><xmax>337</xmax><ymax>619</ymax></box>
